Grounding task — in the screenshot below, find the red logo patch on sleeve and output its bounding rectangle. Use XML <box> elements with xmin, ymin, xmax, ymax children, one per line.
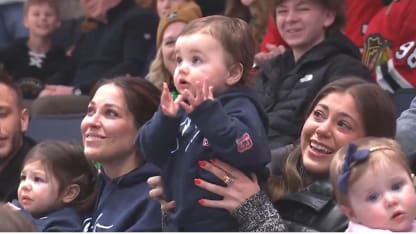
<box><xmin>202</xmin><ymin>137</ymin><xmax>210</xmax><ymax>147</ymax></box>
<box><xmin>236</xmin><ymin>133</ymin><xmax>253</xmax><ymax>153</ymax></box>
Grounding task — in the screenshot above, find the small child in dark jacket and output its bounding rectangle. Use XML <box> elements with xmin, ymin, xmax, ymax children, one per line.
<box><xmin>137</xmin><ymin>15</ymin><xmax>271</xmax><ymax>231</ymax></box>
<box><xmin>7</xmin><ymin>141</ymin><xmax>97</xmax><ymax>232</ymax></box>
<box><xmin>0</xmin><ymin>0</ymin><xmax>67</xmax><ymax>99</ymax></box>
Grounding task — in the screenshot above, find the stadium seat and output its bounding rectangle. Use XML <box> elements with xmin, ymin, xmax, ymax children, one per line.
<box><xmin>26</xmin><ymin>114</ymin><xmax>84</xmax><ymax>143</ymax></box>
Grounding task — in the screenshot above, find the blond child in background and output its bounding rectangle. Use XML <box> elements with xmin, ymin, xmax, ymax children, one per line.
<box><xmin>330</xmin><ymin>137</ymin><xmax>416</xmax><ymax>232</ymax></box>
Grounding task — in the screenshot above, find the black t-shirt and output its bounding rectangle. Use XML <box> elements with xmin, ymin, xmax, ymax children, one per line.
<box><xmin>0</xmin><ymin>136</ymin><xmax>36</xmax><ymax>202</ymax></box>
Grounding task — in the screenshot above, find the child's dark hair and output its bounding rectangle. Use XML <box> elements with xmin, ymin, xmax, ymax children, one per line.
<box><xmin>23</xmin><ymin>141</ymin><xmax>97</xmax><ymax>212</ymax></box>
<box><xmin>24</xmin><ymin>0</ymin><xmax>60</xmax><ymax>18</ymax></box>
<box><xmin>180</xmin><ymin>15</ymin><xmax>255</xmax><ymax>86</ymax></box>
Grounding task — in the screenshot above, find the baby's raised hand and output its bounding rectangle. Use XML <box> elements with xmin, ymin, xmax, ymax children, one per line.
<box><xmin>161</xmin><ymin>82</ymin><xmax>181</xmax><ymax>117</ymax></box>
<box><xmin>180</xmin><ymin>78</ymin><xmax>213</xmax><ymax>114</ymax></box>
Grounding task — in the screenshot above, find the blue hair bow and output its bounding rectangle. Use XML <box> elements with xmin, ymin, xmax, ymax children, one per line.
<box><xmin>337</xmin><ymin>143</ymin><xmax>370</xmax><ymax>194</ymax></box>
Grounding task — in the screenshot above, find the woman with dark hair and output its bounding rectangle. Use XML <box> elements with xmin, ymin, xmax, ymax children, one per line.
<box><xmin>81</xmin><ymin>76</ymin><xmax>162</xmax><ymax>232</ymax></box>
<box><xmin>198</xmin><ymin>77</ymin><xmax>396</xmax><ymax>231</ymax></box>
<box><xmin>149</xmin><ymin>77</ymin><xmax>397</xmax><ymax>231</ymax></box>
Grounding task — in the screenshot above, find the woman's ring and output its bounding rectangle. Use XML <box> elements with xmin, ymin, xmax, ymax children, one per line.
<box><xmin>222</xmin><ymin>175</ymin><xmax>233</xmax><ymax>185</ymax></box>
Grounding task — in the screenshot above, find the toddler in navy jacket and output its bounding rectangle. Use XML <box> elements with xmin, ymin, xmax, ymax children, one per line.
<box><xmin>137</xmin><ymin>15</ymin><xmax>271</xmax><ymax>231</ymax></box>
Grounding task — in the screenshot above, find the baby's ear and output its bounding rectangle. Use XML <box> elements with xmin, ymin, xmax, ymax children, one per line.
<box><xmin>61</xmin><ymin>184</ymin><xmax>81</xmax><ymax>204</ymax></box>
<box><xmin>225</xmin><ymin>63</ymin><xmax>243</xmax><ymax>86</ymax></box>
<box><xmin>340</xmin><ymin>204</ymin><xmax>358</xmax><ymax>222</ymax></box>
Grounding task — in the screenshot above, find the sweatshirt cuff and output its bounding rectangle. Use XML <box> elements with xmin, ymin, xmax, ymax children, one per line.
<box><xmin>231</xmin><ymin>190</ymin><xmax>285</xmax><ymax>232</ymax></box>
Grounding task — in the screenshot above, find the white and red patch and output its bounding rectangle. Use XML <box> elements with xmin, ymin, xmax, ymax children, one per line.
<box><xmin>202</xmin><ymin>137</ymin><xmax>210</xmax><ymax>147</ymax></box>
<box><xmin>236</xmin><ymin>133</ymin><xmax>253</xmax><ymax>153</ymax></box>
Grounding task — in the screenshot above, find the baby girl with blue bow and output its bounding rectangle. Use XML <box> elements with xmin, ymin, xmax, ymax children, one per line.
<box><xmin>330</xmin><ymin>137</ymin><xmax>416</xmax><ymax>232</ymax></box>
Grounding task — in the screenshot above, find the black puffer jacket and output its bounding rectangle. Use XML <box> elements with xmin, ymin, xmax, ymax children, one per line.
<box><xmin>0</xmin><ymin>136</ymin><xmax>36</xmax><ymax>202</ymax></box>
<box><xmin>254</xmin><ymin>32</ymin><xmax>372</xmax><ymax>149</ymax></box>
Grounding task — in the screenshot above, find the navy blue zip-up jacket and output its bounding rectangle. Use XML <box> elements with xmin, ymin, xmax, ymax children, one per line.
<box><xmin>137</xmin><ymin>87</ymin><xmax>271</xmax><ymax>231</ymax></box>
<box><xmin>11</xmin><ymin>199</ymin><xmax>83</xmax><ymax>231</ymax></box>
<box><xmin>82</xmin><ymin>163</ymin><xmax>162</xmax><ymax>232</ymax></box>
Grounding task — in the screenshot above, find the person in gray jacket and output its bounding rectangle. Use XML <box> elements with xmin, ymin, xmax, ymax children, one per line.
<box><xmin>396</xmin><ymin>95</ymin><xmax>416</xmax><ymax>167</ymax></box>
